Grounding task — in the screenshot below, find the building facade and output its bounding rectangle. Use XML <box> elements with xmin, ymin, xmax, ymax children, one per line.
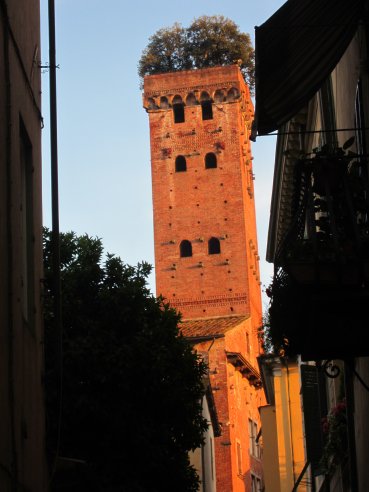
<box><xmin>254</xmin><ymin>0</ymin><xmax>369</xmax><ymax>490</ymax></box>
<box><xmin>144</xmin><ymin>65</ymin><xmax>265</xmax><ymax>491</ymax></box>
<box><xmin>258</xmin><ymin>356</ymin><xmax>310</xmax><ymax>492</ymax></box>
<box><xmin>0</xmin><ymin>1</ymin><xmax>47</xmax><ymax>490</ymax></box>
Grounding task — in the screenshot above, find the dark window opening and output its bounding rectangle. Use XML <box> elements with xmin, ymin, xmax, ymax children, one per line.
<box><xmin>205</xmin><ymin>153</ymin><xmax>217</xmax><ymax>169</ymax></box>
<box><xmin>208</xmin><ymin>237</ymin><xmax>220</xmax><ymax>254</ymax></box>
<box><xmin>201</xmin><ymin>100</ymin><xmax>213</xmax><ymax>120</ymax></box>
<box><xmin>173</xmin><ymin>104</ymin><xmax>185</xmax><ymax>123</ymax></box>
<box><xmin>175</xmin><ymin>155</ymin><xmax>187</xmax><ymax>172</ymax></box>
<box><xmin>180</xmin><ymin>240</ymin><xmax>192</xmax><ymax>257</ymax></box>
<box><xmin>173</xmin><ymin>95</ymin><xmax>185</xmax><ymax>123</ymax></box>
<box><xmin>201</xmin><ymin>91</ymin><xmax>213</xmax><ymax>120</ymax></box>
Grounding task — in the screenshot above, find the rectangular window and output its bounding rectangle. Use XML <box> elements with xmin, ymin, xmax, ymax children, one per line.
<box><xmin>201</xmin><ymin>101</ymin><xmax>213</xmax><ymax>120</ymax></box>
<box><xmin>254</xmin><ymin>421</ymin><xmax>260</xmax><ymax>458</ymax></box>
<box><xmin>248</xmin><ymin>419</ymin><xmax>253</xmax><ymax>454</ymax></box>
<box><xmin>19</xmin><ymin>117</ymin><xmax>34</xmax><ymax>331</ymax></box>
<box><xmin>249</xmin><ymin>419</ymin><xmax>260</xmax><ymax>458</ymax></box>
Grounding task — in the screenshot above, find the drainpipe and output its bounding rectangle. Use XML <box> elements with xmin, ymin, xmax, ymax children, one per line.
<box><xmin>48</xmin><ymin>0</ymin><xmax>63</xmax><ymax>479</ymax></box>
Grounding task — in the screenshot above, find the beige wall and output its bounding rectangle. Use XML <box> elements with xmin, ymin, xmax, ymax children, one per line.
<box><xmin>190</xmin><ymin>396</ymin><xmax>217</xmax><ymax>492</ymax></box>
<box><xmin>260</xmin><ymin>359</ymin><xmax>309</xmax><ymax>492</ymax></box>
<box><xmin>259</xmin><ymin>405</ymin><xmax>280</xmax><ymax>492</ymax></box>
<box><xmin>0</xmin><ymin>1</ymin><xmax>47</xmax><ymax>490</ymax></box>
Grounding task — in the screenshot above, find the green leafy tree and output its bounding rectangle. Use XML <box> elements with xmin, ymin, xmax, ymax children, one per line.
<box><xmin>43</xmin><ymin>228</ymin><xmax>207</xmax><ymax>491</ymax></box>
<box><xmin>138</xmin><ymin>15</ymin><xmax>255</xmax><ymax>90</ymax></box>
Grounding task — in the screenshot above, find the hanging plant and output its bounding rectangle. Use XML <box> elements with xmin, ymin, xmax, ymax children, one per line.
<box><xmin>320</xmin><ymin>398</ymin><xmax>348</xmax><ymax>474</ymax></box>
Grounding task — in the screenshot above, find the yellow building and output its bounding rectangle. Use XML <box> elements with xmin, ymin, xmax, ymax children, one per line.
<box><xmin>254</xmin><ymin>0</ymin><xmax>369</xmax><ymax>489</ymax></box>
<box><xmin>258</xmin><ymin>356</ymin><xmax>309</xmax><ymax>492</ymax></box>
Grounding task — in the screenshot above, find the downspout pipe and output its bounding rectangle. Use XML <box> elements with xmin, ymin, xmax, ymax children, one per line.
<box><xmin>48</xmin><ymin>0</ymin><xmax>63</xmax><ymax>479</ymax></box>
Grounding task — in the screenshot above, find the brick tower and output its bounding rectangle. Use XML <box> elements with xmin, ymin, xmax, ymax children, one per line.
<box><xmin>144</xmin><ymin>65</ymin><xmax>265</xmax><ymax>492</ymax></box>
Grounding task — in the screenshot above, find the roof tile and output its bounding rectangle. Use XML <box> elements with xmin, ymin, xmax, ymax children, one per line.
<box><xmin>180</xmin><ymin>315</ymin><xmax>248</xmax><ymax>338</ymax></box>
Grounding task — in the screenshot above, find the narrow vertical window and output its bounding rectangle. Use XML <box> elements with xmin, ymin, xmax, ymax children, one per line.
<box><xmin>248</xmin><ymin>419</ymin><xmax>253</xmax><ymax>455</ymax></box>
<box><xmin>253</xmin><ymin>421</ymin><xmax>259</xmax><ymax>457</ymax></box>
<box><xmin>208</xmin><ymin>237</ymin><xmax>220</xmax><ymax>254</ymax></box>
<box><xmin>172</xmin><ymin>95</ymin><xmax>185</xmax><ymax>123</ymax></box>
<box><xmin>201</xmin><ymin>91</ymin><xmax>213</xmax><ymax>120</ymax></box>
<box><xmin>19</xmin><ymin>118</ymin><xmax>34</xmax><ymax>329</ymax></box>
<box><xmin>175</xmin><ymin>155</ymin><xmax>187</xmax><ymax>172</ymax></box>
<box><xmin>180</xmin><ymin>240</ymin><xmax>192</xmax><ymax>257</ymax></box>
<box><xmin>205</xmin><ymin>153</ymin><xmax>217</xmax><ymax>169</ymax></box>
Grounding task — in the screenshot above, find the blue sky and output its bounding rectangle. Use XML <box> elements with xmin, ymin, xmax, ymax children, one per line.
<box><xmin>40</xmin><ymin>0</ymin><xmax>285</xmax><ymax>308</ymax></box>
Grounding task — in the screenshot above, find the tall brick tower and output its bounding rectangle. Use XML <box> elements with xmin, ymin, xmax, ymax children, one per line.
<box><xmin>144</xmin><ymin>65</ymin><xmax>265</xmax><ymax>492</ymax></box>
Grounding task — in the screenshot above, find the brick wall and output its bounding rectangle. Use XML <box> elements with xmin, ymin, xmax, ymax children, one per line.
<box><xmin>196</xmin><ymin>319</ymin><xmax>265</xmax><ymax>491</ymax></box>
<box><xmin>144</xmin><ymin>66</ymin><xmax>262</xmax><ymax>321</ymax></box>
<box><xmin>144</xmin><ymin>66</ymin><xmax>265</xmax><ymax>491</ymax></box>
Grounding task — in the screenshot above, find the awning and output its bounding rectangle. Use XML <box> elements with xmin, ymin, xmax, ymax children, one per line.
<box><xmin>252</xmin><ymin>0</ymin><xmax>363</xmax><ymax>138</ymax></box>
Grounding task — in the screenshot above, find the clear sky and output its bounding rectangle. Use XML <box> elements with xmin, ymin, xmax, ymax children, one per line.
<box><xmin>39</xmin><ymin>0</ymin><xmax>286</xmax><ymax>310</ymax></box>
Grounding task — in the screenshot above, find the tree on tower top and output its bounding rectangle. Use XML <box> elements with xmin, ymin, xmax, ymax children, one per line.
<box><xmin>138</xmin><ymin>15</ymin><xmax>255</xmax><ymax>91</ymax></box>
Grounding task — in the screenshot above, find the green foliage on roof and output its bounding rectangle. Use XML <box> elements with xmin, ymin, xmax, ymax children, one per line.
<box><xmin>138</xmin><ymin>15</ymin><xmax>255</xmax><ymax>90</ymax></box>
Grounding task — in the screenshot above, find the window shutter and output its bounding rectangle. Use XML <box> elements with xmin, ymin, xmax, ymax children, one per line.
<box><xmin>300</xmin><ymin>364</ymin><xmax>325</xmax><ymax>475</ymax></box>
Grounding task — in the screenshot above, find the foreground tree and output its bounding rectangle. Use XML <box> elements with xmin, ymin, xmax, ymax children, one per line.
<box><xmin>43</xmin><ymin>229</ymin><xmax>207</xmax><ymax>491</ymax></box>
<box><xmin>138</xmin><ymin>15</ymin><xmax>255</xmax><ymax>90</ymax></box>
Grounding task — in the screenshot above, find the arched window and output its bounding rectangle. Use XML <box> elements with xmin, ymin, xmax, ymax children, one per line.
<box><xmin>205</xmin><ymin>152</ymin><xmax>217</xmax><ymax>169</ymax></box>
<box><xmin>208</xmin><ymin>237</ymin><xmax>221</xmax><ymax>254</ymax></box>
<box><xmin>160</xmin><ymin>96</ymin><xmax>169</xmax><ymax>109</ymax></box>
<box><xmin>214</xmin><ymin>90</ymin><xmax>225</xmax><ymax>103</ymax></box>
<box><xmin>172</xmin><ymin>95</ymin><xmax>185</xmax><ymax>123</ymax></box>
<box><xmin>180</xmin><ymin>240</ymin><xmax>192</xmax><ymax>257</ymax></box>
<box><xmin>227</xmin><ymin>87</ymin><xmax>240</xmax><ymax>101</ymax></box>
<box><xmin>186</xmin><ymin>92</ymin><xmax>197</xmax><ymax>106</ymax></box>
<box><xmin>200</xmin><ymin>91</ymin><xmax>213</xmax><ymax>120</ymax></box>
<box><xmin>175</xmin><ymin>155</ymin><xmax>187</xmax><ymax>172</ymax></box>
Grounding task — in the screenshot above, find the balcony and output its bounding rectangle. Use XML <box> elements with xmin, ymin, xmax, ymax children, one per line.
<box><xmin>265</xmin><ymin>142</ymin><xmax>369</xmax><ymax>360</ymax></box>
